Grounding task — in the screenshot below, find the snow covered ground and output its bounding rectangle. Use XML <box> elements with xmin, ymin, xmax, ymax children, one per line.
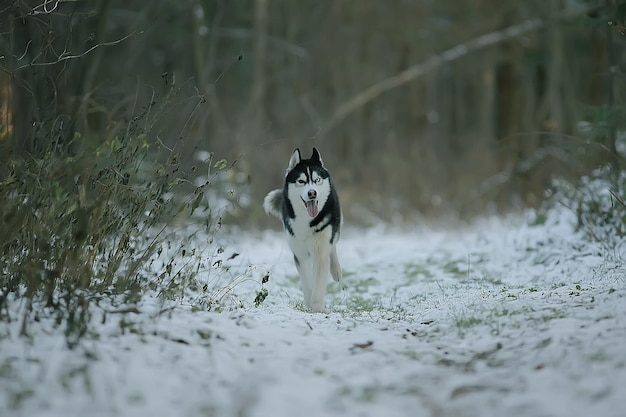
<box><xmin>1</xmin><ymin>208</ymin><xmax>625</xmax><ymax>417</ymax></box>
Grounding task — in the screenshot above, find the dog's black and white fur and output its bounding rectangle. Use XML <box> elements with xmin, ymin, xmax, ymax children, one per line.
<box><xmin>263</xmin><ymin>148</ymin><xmax>342</xmax><ymax>312</ymax></box>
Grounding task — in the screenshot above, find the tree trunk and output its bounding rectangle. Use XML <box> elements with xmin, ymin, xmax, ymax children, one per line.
<box><xmin>480</xmin><ymin>60</ymin><xmax>496</xmax><ymax>145</ymax></box>
<box><xmin>249</xmin><ymin>0</ymin><xmax>269</xmax><ymax>129</ymax></box>
<box><xmin>604</xmin><ymin>0</ymin><xmax>619</xmax><ymax>173</ymax></box>
<box><xmin>547</xmin><ymin>0</ymin><xmax>564</xmax><ymax>135</ymax></box>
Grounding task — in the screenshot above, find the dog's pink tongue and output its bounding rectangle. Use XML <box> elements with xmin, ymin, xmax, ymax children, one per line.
<box><xmin>306</xmin><ymin>200</ymin><xmax>318</xmax><ymax>217</ymax></box>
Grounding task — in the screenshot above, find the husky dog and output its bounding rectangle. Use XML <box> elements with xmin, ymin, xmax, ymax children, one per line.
<box><xmin>263</xmin><ymin>148</ymin><xmax>342</xmax><ymax>312</ymax></box>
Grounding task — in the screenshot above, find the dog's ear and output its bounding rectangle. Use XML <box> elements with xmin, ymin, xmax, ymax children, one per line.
<box><xmin>311</xmin><ymin>147</ymin><xmax>324</xmax><ymax>166</ymax></box>
<box><xmin>287</xmin><ymin>148</ymin><xmax>301</xmax><ymax>171</ymax></box>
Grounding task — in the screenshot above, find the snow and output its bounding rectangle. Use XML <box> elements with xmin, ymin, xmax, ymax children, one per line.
<box><xmin>2</xmin><ymin>208</ymin><xmax>625</xmax><ymax>417</ymax></box>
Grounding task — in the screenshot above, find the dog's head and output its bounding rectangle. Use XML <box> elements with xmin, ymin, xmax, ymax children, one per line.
<box><xmin>284</xmin><ymin>148</ymin><xmax>331</xmax><ymax>219</ymax></box>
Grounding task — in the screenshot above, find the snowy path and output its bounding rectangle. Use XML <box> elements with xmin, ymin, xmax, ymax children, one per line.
<box><xmin>2</xmin><ymin>211</ymin><xmax>625</xmax><ymax>417</ymax></box>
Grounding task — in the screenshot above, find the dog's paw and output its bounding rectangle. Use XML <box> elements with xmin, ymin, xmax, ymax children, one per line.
<box><xmin>310</xmin><ymin>303</ymin><xmax>325</xmax><ymax>313</ymax></box>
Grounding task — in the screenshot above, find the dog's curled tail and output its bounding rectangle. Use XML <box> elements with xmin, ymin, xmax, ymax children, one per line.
<box><xmin>263</xmin><ymin>189</ymin><xmax>283</xmax><ymax>219</ymax></box>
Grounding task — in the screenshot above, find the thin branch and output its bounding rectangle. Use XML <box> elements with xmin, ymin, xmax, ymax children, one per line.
<box><xmin>609</xmin><ymin>189</ymin><xmax>626</xmax><ymax>208</ymax></box>
<box><xmin>9</xmin><ymin>31</ymin><xmax>137</xmax><ymax>74</ymax></box>
<box><xmin>320</xmin><ymin>5</ymin><xmax>591</xmax><ymax>137</ymax></box>
<box><xmin>29</xmin><ymin>0</ymin><xmax>82</xmax><ymax>16</ymax></box>
<box><xmin>31</xmin><ymin>0</ymin><xmax>60</xmax><ymax>15</ymax></box>
<box><xmin>17</xmin><ymin>40</ymin><xmax>33</xmax><ymax>61</ymax></box>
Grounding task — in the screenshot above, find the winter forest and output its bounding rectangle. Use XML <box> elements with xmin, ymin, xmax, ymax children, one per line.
<box><xmin>2</xmin><ymin>0</ymin><xmax>624</xmax><ymax>218</ymax></box>
<box><xmin>1</xmin><ymin>1</ymin><xmax>625</xmax><ymax>416</ymax></box>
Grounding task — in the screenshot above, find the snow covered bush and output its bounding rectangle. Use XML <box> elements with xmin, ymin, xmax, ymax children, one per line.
<box><xmin>0</xmin><ymin>112</ymin><xmax>234</xmax><ymax>348</ymax></box>
<box><xmin>547</xmin><ymin>166</ymin><xmax>626</xmax><ymax>242</ymax></box>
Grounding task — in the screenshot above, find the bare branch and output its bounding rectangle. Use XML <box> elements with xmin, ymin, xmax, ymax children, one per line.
<box><xmin>320</xmin><ymin>5</ymin><xmax>591</xmax><ymax>136</ymax></box>
<box><xmin>17</xmin><ymin>40</ymin><xmax>33</xmax><ymax>61</ymax></box>
<box><xmin>609</xmin><ymin>189</ymin><xmax>626</xmax><ymax>208</ymax></box>
<box><xmin>32</xmin><ymin>0</ymin><xmax>60</xmax><ymax>15</ymax></box>
<box><xmin>29</xmin><ymin>0</ymin><xmax>81</xmax><ymax>16</ymax></box>
<box><xmin>9</xmin><ymin>31</ymin><xmax>137</xmax><ymax>74</ymax></box>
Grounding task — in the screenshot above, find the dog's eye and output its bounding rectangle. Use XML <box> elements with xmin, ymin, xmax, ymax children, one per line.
<box><xmin>314</xmin><ymin>178</ymin><xmax>322</xmax><ymax>184</ymax></box>
<box><xmin>297</xmin><ymin>179</ymin><xmax>306</xmax><ymax>184</ymax></box>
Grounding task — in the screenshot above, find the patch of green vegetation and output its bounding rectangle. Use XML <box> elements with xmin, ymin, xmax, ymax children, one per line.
<box><xmin>480</xmin><ymin>272</ymin><xmax>503</xmax><ymax>286</ymax></box>
<box><xmin>254</xmin><ymin>288</ymin><xmax>268</xmax><ymax>307</ymax></box>
<box><xmin>337</xmin><ymin>385</ymin><xmax>352</xmax><ymax>397</ymax></box>
<box><xmin>126</xmin><ymin>392</ymin><xmax>145</xmax><ymax>404</ymax></box>
<box><xmin>326</xmin><ymin>281</ymin><xmax>347</xmax><ymax>295</ymax></box>
<box><xmin>352</xmin><ymin>277</ymin><xmax>379</xmax><ymax>293</ymax></box>
<box><xmin>402</xmin><ymin>350</ymin><xmax>420</xmax><ymax>361</ymax></box>
<box><xmin>569</xmin><ymin>284</ymin><xmax>590</xmax><ymax>296</ymax></box>
<box><xmin>499</xmin><ymin>286</ymin><xmax>519</xmax><ymax>299</ymax></box>
<box><xmin>492</xmin><ymin>308</ymin><xmax>512</xmax><ymax>318</ymax></box>
<box><xmin>535</xmin><ymin>307</ymin><xmax>566</xmax><ymax>323</ymax></box>
<box><xmin>342</xmin><ymin>270</ymin><xmax>356</xmax><ymax>279</ymax></box>
<box><xmin>8</xmin><ymin>387</ymin><xmax>35</xmax><ymax>410</ymax></box>
<box><xmin>357</xmin><ymin>385</ymin><xmax>378</xmax><ymax>402</ymax></box>
<box><xmin>443</xmin><ymin>260</ymin><xmax>467</xmax><ymax>278</ymax></box>
<box><xmin>403</xmin><ymin>262</ymin><xmax>434</xmax><ymax>282</ymax></box>
<box><xmin>0</xmin><ymin>359</ymin><xmax>15</xmax><ymax>379</ymax></box>
<box><xmin>455</xmin><ymin>316</ymin><xmax>483</xmax><ymax>329</ymax></box>
<box><xmin>326</xmin><ymin>273</ymin><xmax>381</xmax><ymax>298</ymax></box>
<box><xmin>345</xmin><ymin>296</ymin><xmax>380</xmax><ymax>313</ymax></box>
<box><xmin>292</xmin><ymin>300</ymin><xmax>309</xmax><ymax>312</ymax></box>
<box><xmin>529</xmin><ymin>212</ymin><xmax>548</xmax><ymax>226</ymax></box>
<box><xmin>587</xmin><ymin>350</ymin><xmax>609</xmax><ymax>362</ymax></box>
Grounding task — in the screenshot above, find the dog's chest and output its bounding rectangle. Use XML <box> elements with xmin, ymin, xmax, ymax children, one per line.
<box><xmin>287</xmin><ymin>212</ymin><xmax>314</xmax><ymax>235</ymax></box>
<box><xmin>285</xmin><ymin>222</ymin><xmax>332</xmax><ymax>259</ymax></box>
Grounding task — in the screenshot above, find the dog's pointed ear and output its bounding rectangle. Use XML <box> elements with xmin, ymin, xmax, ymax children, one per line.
<box><xmin>287</xmin><ymin>148</ymin><xmax>301</xmax><ymax>171</ymax></box>
<box><xmin>311</xmin><ymin>147</ymin><xmax>324</xmax><ymax>166</ymax></box>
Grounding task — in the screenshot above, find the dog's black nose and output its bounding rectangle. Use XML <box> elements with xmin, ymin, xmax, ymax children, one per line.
<box><xmin>308</xmin><ymin>189</ymin><xmax>317</xmax><ymax>199</ymax></box>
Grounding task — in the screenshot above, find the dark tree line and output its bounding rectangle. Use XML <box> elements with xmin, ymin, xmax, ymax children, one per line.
<box><xmin>1</xmin><ymin>0</ymin><xmax>624</xmax><ymax>220</ymax></box>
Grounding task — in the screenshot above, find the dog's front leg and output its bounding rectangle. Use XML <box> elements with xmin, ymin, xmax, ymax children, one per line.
<box><xmin>300</xmin><ymin>269</ymin><xmax>313</xmax><ymax>308</ymax></box>
<box><xmin>310</xmin><ymin>250</ymin><xmax>331</xmax><ymax>313</ymax></box>
<box><xmin>293</xmin><ymin>253</ymin><xmax>313</xmax><ymax>308</ymax></box>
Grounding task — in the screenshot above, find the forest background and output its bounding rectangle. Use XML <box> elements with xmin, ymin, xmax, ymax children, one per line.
<box><xmin>1</xmin><ymin>0</ymin><xmax>624</xmax><ymax>225</ymax></box>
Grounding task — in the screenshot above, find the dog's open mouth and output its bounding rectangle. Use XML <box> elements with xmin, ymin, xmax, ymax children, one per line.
<box><xmin>302</xmin><ymin>198</ymin><xmax>319</xmax><ymax>218</ymax></box>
